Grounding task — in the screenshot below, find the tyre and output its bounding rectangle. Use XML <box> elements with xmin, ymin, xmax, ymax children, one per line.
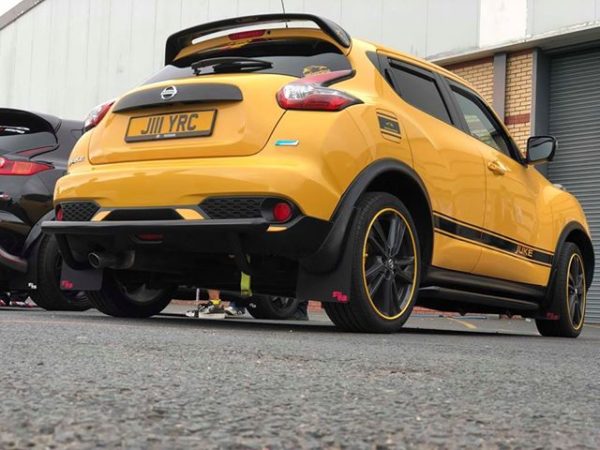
<box><xmin>247</xmin><ymin>295</ymin><xmax>300</xmax><ymax>320</ymax></box>
<box><xmin>324</xmin><ymin>192</ymin><xmax>421</xmax><ymax>333</ymax></box>
<box><xmin>29</xmin><ymin>235</ymin><xmax>92</xmax><ymax>311</ymax></box>
<box><xmin>87</xmin><ymin>271</ymin><xmax>174</xmax><ymax>318</ymax></box>
<box><xmin>536</xmin><ymin>242</ymin><xmax>587</xmax><ymax>338</ymax></box>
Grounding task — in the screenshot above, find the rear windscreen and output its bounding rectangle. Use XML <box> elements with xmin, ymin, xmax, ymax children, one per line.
<box><xmin>0</xmin><ymin>111</ymin><xmax>57</xmax><ymax>155</ymax></box>
<box><xmin>144</xmin><ymin>38</ymin><xmax>351</xmax><ymax>85</ymax></box>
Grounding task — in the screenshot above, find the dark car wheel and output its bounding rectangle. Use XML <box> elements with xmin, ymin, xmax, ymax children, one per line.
<box><xmin>536</xmin><ymin>242</ymin><xmax>587</xmax><ymax>338</ymax></box>
<box><xmin>248</xmin><ymin>295</ymin><xmax>300</xmax><ymax>320</ymax></box>
<box><xmin>87</xmin><ymin>270</ymin><xmax>174</xmax><ymax>318</ymax></box>
<box><xmin>324</xmin><ymin>192</ymin><xmax>421</xmax><ymax>333</ymax></box>
<box><xmin>29</xmin><ymin>235</ymin><xmax>92</xmax><ymax>311</ymax></box>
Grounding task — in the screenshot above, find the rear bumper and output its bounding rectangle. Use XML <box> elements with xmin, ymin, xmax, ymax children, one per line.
<box><xmin>42</xmin><ymin>216</ymin><xmax>331</xmax><ymax>270</ymax></box>
<box><xmin>54</xmin><ymin>156</ymin><xmax>342</xmax><ymax>223</ymax></box>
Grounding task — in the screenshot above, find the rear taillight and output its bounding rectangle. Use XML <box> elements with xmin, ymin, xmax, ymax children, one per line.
<box><xmin>55</xmin><ymin>205</ymin><xmax>64</xmax><ymax>221</ymax></box>
<box><xmin>276</xmin><ymin>70</ymin><xmax>360</xmax><ymax>111</ymax></box>
<box><xmin>84</xmin><ymin>100</ymin><xmax>115</xmax><ymax>132</ymax></box>
<box><xmin>0</xmin><ymin>157</ymin><xmax>52</xmax><ymax>176</ymax></box>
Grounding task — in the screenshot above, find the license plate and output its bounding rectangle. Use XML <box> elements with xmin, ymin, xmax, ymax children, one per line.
<box><xmin>125</xmin><ymin>110</ymin><xmax>216</xmax><ymax>143</ymax></box>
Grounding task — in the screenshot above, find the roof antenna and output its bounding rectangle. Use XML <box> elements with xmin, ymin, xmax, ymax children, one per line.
<box><xmin>280</xmin><ymin>0</ymin><xmax>289</xmax><ymax>28</ymax></box>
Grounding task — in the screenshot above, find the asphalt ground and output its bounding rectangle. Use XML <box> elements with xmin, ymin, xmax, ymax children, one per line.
<box><xmin>1</xmin><ymin>305</ymin><xmax>599</xmax><ymax>449</ymax></box>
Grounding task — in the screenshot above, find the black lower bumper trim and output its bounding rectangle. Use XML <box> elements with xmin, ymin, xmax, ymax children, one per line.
<box><xmin>42</xmin><ymin>216</ymin><xmax>332</xmax><ymax>270</ymax></box>
<box><xmin>0</xmin><ymin>244</ymin><xmax>28</xmax><ymax>273</ymax></box>
<box><xmin>43</xmin><ymin>218</ymin><xmax>270</xmax><ymax>236</ymax></box>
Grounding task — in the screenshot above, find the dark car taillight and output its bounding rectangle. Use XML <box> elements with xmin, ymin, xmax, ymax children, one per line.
<box><xmin>276</xmin><ymin>69</ymin><xmax>361</xmax><ymax>111</ymax></box>
<box><xmin>0</xmin><ymin>157</ymin><xmax>52</xmax><ymax>176</ymax></box>
<box><xmin>83</xmin><ymin>100</ymin><xmax>115</xmax><ymax>132</ymax></box>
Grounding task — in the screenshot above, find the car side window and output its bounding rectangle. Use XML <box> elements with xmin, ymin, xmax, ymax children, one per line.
<box><xmin>387</xmin><ymin>61</ymin><xmax>453</xmax><ymax>126</ymax></box>
<box><xmin>451</xmin><ymin>87</ymin><xmax>513</xmax><ymax>156</ymax></box>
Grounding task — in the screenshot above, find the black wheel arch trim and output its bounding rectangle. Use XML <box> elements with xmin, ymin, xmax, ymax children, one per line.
<box><xmin>548</xmin><ymin>222</ymin><xmax>594</xmax><ymax>295</ymax></box>
<box><xmin>300</xmin><ymin>158</ymin><xmax>433</xmax><ymax>273</ymax></box>
<box><xmin>23</xmin><ymin>210</ymin><xmax>55</xmax><ymax>256</ymax></box>
<box><xmin>0</xmin><ymin>212</ymin><xmax>55</xmax><ymax>282</ymax></box>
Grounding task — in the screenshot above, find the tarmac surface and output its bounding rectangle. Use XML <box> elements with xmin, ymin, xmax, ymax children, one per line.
<box><xmin>1</xmin><ymin>304</ymin><xmax>599</xmax><ymax>449</ymax></box>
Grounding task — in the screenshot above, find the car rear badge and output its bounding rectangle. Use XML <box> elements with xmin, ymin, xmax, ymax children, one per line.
<box><xmin>161</xmin><ymin>86</ymin><xmax>178</xmax><ymax>101</ymax></box>
<box><xmin>68</xmin><ymin>155</ymin><xmax>85</xmax><ymax>167</ymax></box>
<box><xmin>275</xmin><ymin>140</ymin><xmax>299</xmax><ymax>147</ymax></box>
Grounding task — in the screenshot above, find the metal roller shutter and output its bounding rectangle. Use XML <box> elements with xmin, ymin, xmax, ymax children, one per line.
<box><xmin>548</xmin><ymin>47</ymin><xmax>600</xmax><ymax>323</ymax></box>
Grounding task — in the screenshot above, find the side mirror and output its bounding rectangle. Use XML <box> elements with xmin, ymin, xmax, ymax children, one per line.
<box><xmin>526</xmin><ymin>136</ymin><xmax>557</xmax><ymax>165</ymax></box>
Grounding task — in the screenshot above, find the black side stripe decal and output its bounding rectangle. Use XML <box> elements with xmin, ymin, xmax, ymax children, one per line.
<box><xmin>433</xmin><ymin>214</ymin><xmax>553</xmax><ymax>266</ymax></box>
<box><xmin>434</xmin><ymin>211</ymin><xmax>551</xmax><ymax>254</ymax></box>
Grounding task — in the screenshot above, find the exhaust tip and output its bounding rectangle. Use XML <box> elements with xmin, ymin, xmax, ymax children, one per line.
<box><xmin>88</xmin><ymin>251</ymin><xmax>135</xmax><ymax>270</ymax></box>
<box><xmin>88</xmin><ymin>253</ymin><xmax>103</xmax><ymax>269</ymax></box>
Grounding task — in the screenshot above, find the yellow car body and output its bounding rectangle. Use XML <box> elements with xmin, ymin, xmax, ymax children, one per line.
<box><xmin>44</xmin><ymin>14</ymin><xmax>593</xmax><ymax>334</ymax></box>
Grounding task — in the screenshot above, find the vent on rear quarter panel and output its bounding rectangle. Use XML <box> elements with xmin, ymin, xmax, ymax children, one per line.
<box><xmin>60</xmin><ymin>202</ymin><xmax>100</xmax><ymax>222</ymax></box>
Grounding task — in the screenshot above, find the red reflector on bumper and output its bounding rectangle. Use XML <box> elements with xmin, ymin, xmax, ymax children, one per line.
<box><xmin>137</xmin><ymin>233</ymin><xmax>164</xmax><ymax>242</ymax></box>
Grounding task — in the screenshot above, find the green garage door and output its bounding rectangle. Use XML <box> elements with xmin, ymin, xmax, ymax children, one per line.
<box><xmin>548</xmin><ymin>47</ymin><xmax>600</xmax><ymax>323</ymax></box>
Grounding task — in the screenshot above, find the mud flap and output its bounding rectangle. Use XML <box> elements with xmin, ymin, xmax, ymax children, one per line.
<box><xmin>536</xmin><ymin>266</ymin><xmax>561</xmax><ymax>321</ymax></box>
<box><xmin>296</xmin><ymin>239</ymin><xmax>354</xmax><ymax>304</ymax></box>
<box><xmin>60</xmin><ymin>262</ymin><xmax>103</xmax><ymax>291</ymax></box>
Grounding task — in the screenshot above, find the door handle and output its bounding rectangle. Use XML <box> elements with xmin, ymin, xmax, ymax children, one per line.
<box><xmin>487</xmin><ymin>159</ymin><xmax>509</xmax><ymax>176</ymax></box>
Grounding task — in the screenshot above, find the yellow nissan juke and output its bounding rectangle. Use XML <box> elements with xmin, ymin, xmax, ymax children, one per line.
<box><xmin>44</xmin><ymin>14</ymin><xmax>594</xmax><ymax>336</ymax></box>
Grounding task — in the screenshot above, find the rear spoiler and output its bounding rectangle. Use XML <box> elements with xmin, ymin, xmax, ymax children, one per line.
<box><xmin>0</xmin><ymin>108</ymin><xmax>59</xmax><ymax>156</ymax></box>
<box><xmin>165</xmin><ymin>13</ymin><xmax>352</xmax><ymax>65</ymax></box>
<box><xmin>0</xmin><ymin>108</ymin><xmax>60</xmax><ymax>133</ymax></box>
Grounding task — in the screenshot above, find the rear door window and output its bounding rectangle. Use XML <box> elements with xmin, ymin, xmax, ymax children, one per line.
<box><xmin>144</xmin><ymin>38</ymin><xmax>352</xmax><ymax>85</ymax></box>
<box><xmin>387</xmin><ymin>61</ymin><xmax>452</xmax><ymax>125</ymax></box>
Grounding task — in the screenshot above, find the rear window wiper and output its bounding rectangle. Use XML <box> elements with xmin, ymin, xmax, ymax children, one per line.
<box><xmin>191</xmin><ymin>57</ymin><xmax>273</xmax><ymax>75</ymax></box>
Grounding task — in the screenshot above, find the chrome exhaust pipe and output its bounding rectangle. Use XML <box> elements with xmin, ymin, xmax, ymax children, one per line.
<box><xmin>88</xmin><ymin>252</ymin><xmax>118</xmax><ymax>269</ymax></box>
<box><xmin>88</xmin><ymin>251</ymin><xmax>135</xmax><ymax>270</ymax></box>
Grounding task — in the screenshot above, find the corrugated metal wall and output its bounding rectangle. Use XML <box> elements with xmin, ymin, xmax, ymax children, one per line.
<box><xmin>0</xmin><ymin>0</ymin><xmax>482</xmax><ymax>119</ymax></box>
<box><xmin>548</xmin><ymin>47</ymin><xmax>600</xmax><ymax>323</ymax></box>
<box><xmin>2</xmin><ymin>0</ymin><xmax>600</xmax><ymax>119</ymax></box>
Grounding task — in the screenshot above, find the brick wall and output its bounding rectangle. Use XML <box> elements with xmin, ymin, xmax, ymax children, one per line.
<box><xmin>444</xmin><ymin>50</ymin><xmax>534</xmax><ymax>152</ymax></box>
<box><xmin>446</xmin><ymin>57</ymin><xmax>494</xmax><ymax>105</ymax></box>
<box><xmin>504</xmin><ymin>50</ymin><xmax>533</xmax><ymax>152</ymax></box>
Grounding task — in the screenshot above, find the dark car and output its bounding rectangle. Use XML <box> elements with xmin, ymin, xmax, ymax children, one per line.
<box><xmin>0</xmin><ymin>108</ymin><xmax>90</xmax><ymax>310</ymax></box>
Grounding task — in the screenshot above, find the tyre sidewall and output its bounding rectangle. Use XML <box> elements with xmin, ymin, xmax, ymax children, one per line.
<box><xmin>87</xmin><ymin>270</ymin><xmax>173</xmax><ymax>318</ymax></box>
<box><xmin>32</xmin><ymin>235</ymin><xmax>91</xmax><ymax>311</ymax></box>
<box><xmin>248</xmin><ymin>295</ymin><xmax>300</xmax><ymax>320</ymax></box>
<box><xmin>348</xmin><ymin>193</ymin><xmax>421</xmax><ymax>333</ymax></box>
<box><xmin>549</xmin><ymin>243</ymin><xmax>586</xmax><ymax>337</ymax></box>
